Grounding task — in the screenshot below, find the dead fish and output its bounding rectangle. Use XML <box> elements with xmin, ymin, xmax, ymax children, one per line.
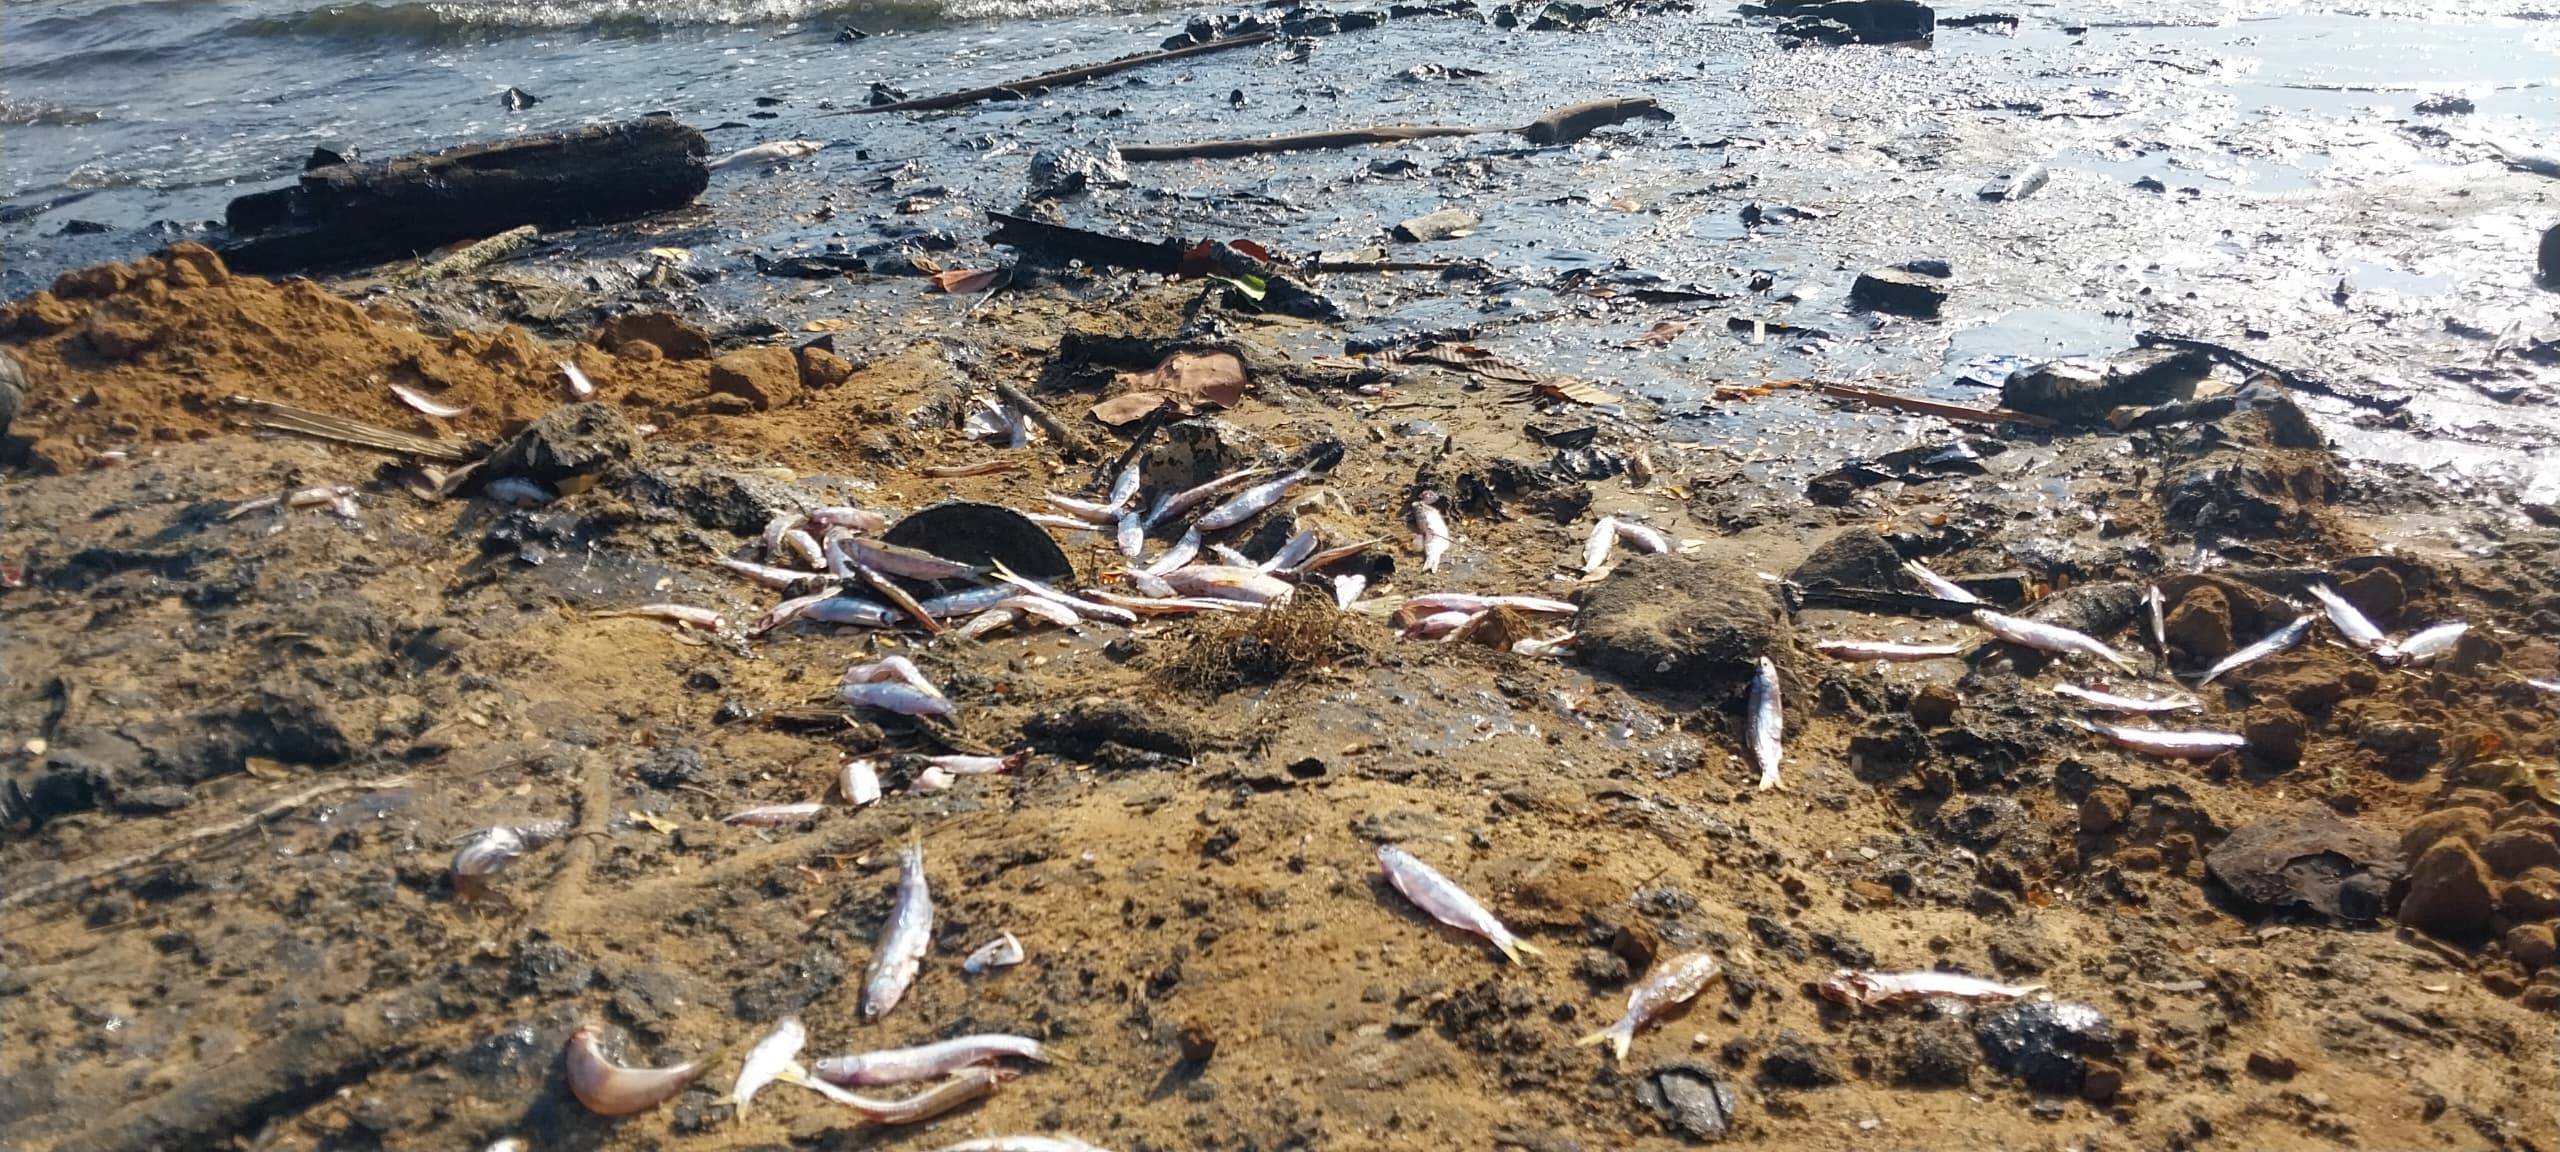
<box><xmin>1028</xmin><ymin>512</ymin><xmax>1107</xmax><ymax>532</ymax></box>
<box><xmin>1045</xmin><ymin>491</ymin><xmax>1120</xmax><ymax>523</ymax></box>
<box><xmin>812</xmin><ymin>1033</ymin><xmax>1046</xmax><ymax>1086</ymax></box>
<box><xmin>1104</xmin><ymin>458</ymin><xmax>1143</xmax><ymax>513</ymax></box>
<box><xmin>2194</xmin><ymin>613</ymin><xmax>2313</xmax><ymax>685</ymax></box>
<box><xmin>802</xmin><ymin>596</ymin><xmax>903</xmax><ymax>629</ymax></box>
<box><xmin>965</xmin><ymin>595</ymin><xmax>1081</xmax><ymax>633</ymax></box>
<box><xmin>728</xmin><ymin>1016</ymin><xmax>807</xmax><ymax>1118</ymax></box>
<box><xmin>845</xmin><ymin>655</ymin><xmax>943</xmax><ymax>696</ymax></box>
<box><xmin>1085</xmin><ymin>590</ymin><xmax>1246</xmax><ymax>615</ymax></box>
<box><xmin>1332</xmin><ymin>573</ymin><xmax>1367</xmax><ymax>609</ymax></box>
<box><xmin>1115</xmin><ymin>512</ymin><xmax>1145</xmax><ymax>559</ymax></box>
<box><xmin>1583</xmin><ymin>516</ymin><xmax>1619</xmax><ymax>573</ymax></box>
<box><xmin>1141</xmin><ymin>526</ymin><xmax>1204</xmax><ymax>576</ymax></box>
<box><xmin>1412</xmin><ymin>499</ymin><xmax>1451</xmax><ymax>572</ymax></box>
<box><xmin>567</xmin><ymin>1022</ymin><xmax>704</xmax><ymax>1116</ymax></box>
<box><xmin>1376</xmin><ymin>843</ymin><xmax>1542</xmax><ymax>965</ymax></box>
<box><xmin>911</xmin><ymin>765</ymin><xmax>958</xmax><ymax>793</ymax></box>
<box><xmin>1812</xmin><ymin>640</ymin><xmax>1963</xmax><ymax>662</ymax></box>
<box><xmin>1144</xmin><ymin>466</ymin><xmax>1271</xmax><ymax>529</ymax></box>
<box><xmin>923</xmin><ymin>751</ymin><xmax>1025</xmax><ymax>775</ymax></box>
<box><xmin>779</xmin><ymin>527</ymin><xmax>827</xmax><ymax>570</ymax></box>
<box><xmin>485</xmin><ymin>476</ymin><xmax>554</xmax><ymax>507</ymax></box>
<box><xmin>1401</xmin><ymin>593</ymin><xmax>1579</xmax><ymax>616</ymax></box>
<box><xmin>845</xmin><ymin>538</ymin><xmax>984</xmax><ymax>582</ymax></box>
<box><xmin>1282</xmin><ymin>536</ymin><xmax>1381</xmax><ymax>575</ymax></box>
<box><xmin>1407</xmin><ymin>608</ymin><xmax>1485</xmax><ymax>640</ymax></box>
<box><xmin>2052</xmin><ymin>683</ymin><xmax>2201</xmax><ymax>714</ymax></box>
<box><xmin>1748</xmin><ymin>656</ymin><xmax>1782</xmax><ymax>790</ymax></box>
<box><xmin>987</xmin><ymin>562</ymin><xmax>1141</xmax><ymax>624</ymax></box>
<box><xmin>2147</xmin><ymin>584</ymin><xmax>2167</xmax><ymax>652</ymax></box>
<box><xmin>560</xmin><ymin>360</ymin><xmax>596</xmax><ymax>399</ymax></box>
<box><xmin>926</xmin><ymin>1138</ymin><xmax>1116</xmax><ymax>1152</ymax></box>
<box><xmin>843</xmin><ymin>759</ymin><xmax>883</xmax><ymax>806</ymax></box>
<box><xmin>2307</xmin><ymin>584</ymin><xmax>2386</xmax><ymax>650</ymax></box>
<box><xmin>449</xmin><ymin>820</ymin><xmax>565</xmax><ymax>898</ymax></box>
<box><xmin>809</xmin><ymin>506</ymin><xmax>891</xmax><ymax>534</ymax></box>
<box><xmin>2073</xmin><ymin>717</ymin><xmax>2245</xmax><ymax>759</ymax></box>
<box><xmin>963</xmin><ymin>932</ymin><xmax>1026</xmax><ymax>975</ymax></box>
<box><xmin>1161</xmin><ymin>564</ymin><xmax>1294</xmax><ymax>605</ymax></box>
<box><xmin>1613</xmin><ymin>519</ymin><xmax>1671</xmax><ymax>555</ymax></box>
<box><xmin>863</xmin><ymin>837</ymin><xmax>934</xmax><ymax>1019</ymax></box>
<box><xmin>750</xmin><ymin>589</ymin><xmax>843</xmax><ymax>635</ymax></box>
<box><xmin>1511</xmin><ymin>631</ymin><xmax>1577</xmax><ymax>658</ymax></box>
<box><xmin>761</xmin><ymin>510</ymin><xmax>806</xmax><ymax>552</ymax></box>
<box><xmin>1815</xmin><ymin>968</ymin><xmax>2043</xmax><ymax>1010</ymax></box>
<box><xmin>722</xmin><ymin>802</ymin><xmax>824</xmax><ymax>826</ymax></box>
<box><xmin>1904</xmin><ymin>559</ymin><xmax>1982</xmax><ymax>604</ymax></box>
<box><xmin>1263</xmin><ymin>529</ymin><xmax>1320</xmax><ymax>573</ymax></box>
<box><xmin>593</xmin><ymin>603</ymin><xmax>725</xmax><ymax>632</ymax></box>
<box><xmin>2380</xmin><ymin>621</ymin><xmax>2467</xmax><ymax>666</ymax></box>
<box><xmin>709</xmin><ymin>139</ymin><xmax>825</xmax><ymax>170</ymax></box>
<box><xmin>2528</xmin><ymin>678</ymin><xmax>2559</xmax><ymax>697</ymax></box>
<box><xmin>917</xmin><ymin>585</ymin><xmax>1017</xmax><ymax>619</ymax></box>
<box><xmin>719</xmin><ymin>555</ymin><xmax>817</xmax><ymax>589</ymax></box>
<box><xmin>390</xmin><ymin>382</ymin><xmax>468</xmax><ymax>418</ymax></box>
<box><xmin>1576</xmin><ymin>951</ymin><xmax>1723</xmax><ymax>1061</ymax></box>
<box><xmin>786</xmin><ymin>1065</ymin><xmax>1010</xmax><ymax>1124</ymax></box>
<box><xmin>1195</xmin><ymin>465</ymin><xmax>1316</xmax><ymax>531</ymax></box>
<box><xmin>1207</xmin><ymin>544</ymin><xmax>1258</xmax><ymax>568</ymax></box>
<box><xmin>841</xmin><ymin>681</ymin><xmax>955</xmax><ymax>716</ymax></box>
<box><xmin>1971</xmin><ymin>609</ymin><xmax>2137</xmax><ymax>674</ymax></box>
<box><xmin>854</xmin><ymin>563</ymin><xmax>944</xmax><ymax>634</ymax></box>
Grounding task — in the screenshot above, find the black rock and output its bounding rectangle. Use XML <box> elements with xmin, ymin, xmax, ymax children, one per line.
<box><xmin>1974</xmin><ymin>1000</ymin><xmax>2115</xmax><ymax>1094</ymax></box>
<box><xmin>2541</xmin><ymin>223</ymin><xmax>2560</xmax><ymax>285</ymax></box>
<box><xmin>0</xmin><ymin>346</ymin><xmax>20</xmax><ymax>437</ymax></box>
<box><xmin>2133</xmin><ymin>175</ymin><xmax>2168</xmax><ymax>193</ymax></box>
<box><xmin>56</xmin><ymin>219</ymin><xmax>111</xmax><ymax>235</ymax></box>
<box><xmin>634</xmin><ymin>746</ymin><xmax>710</xmax><ymax>790</ymax></box>
<box><xmin>1787</xmin><ymin>527</ymin><xmax>1910</xmax><ymax>591</ymax></box>
<box><xmin>868</xmin><ymin>82</ymin><xmax>908</xmax><ymax>106</ymax></box>
<box><xmin>1776</xmin><ymin>0</ymin><xmax>1934</xmax><ymax>45</ymax></box>
<box><xmin>2414</xmin><ymin>94</ymin><xmax>2474</xmax><ymax>115</ymax></box>
<box><xmin>111</xmin><ymin>784</ymin><xmax>194</xmax><ymax>816</ymax></box>
<box><xmin>304</xmin><ymin>144</ymin><xmax>357</xmax><ymax>170</ymax></box>
<box><xmin>1896</xmin><ymin>1020</ymin><xmax>1979</xmax><ymax>1087</ymax></box>
<box><xmin>834</xmin><ymin>25</ymin><xmax>869</xmax><ymax>40</ymax></box>
<box><xmin>1759</xmin><ymin>1030</ymin><xmax>1840</xmax><ymax>1088</ymax></box>
<box><xmin>1575</xmin><ymin>553</ymin><xmax>1785</xmax><ymax>692</ymax></box>
<box><xmin>1999</xmin><ymin>345</ymin><xmax>2210</xmax><ymax>423</ymax></box>
<box><xmin>485</xmin><ymin>402</ymin><xmax>641</xmax><ymax>487</ymax></box>
<box><xmin>1899</xmin><ymin>257</ymin><xmax>1953</xmax><ymax>278</ymax></box>
<box><xmin>501</xmin><ymin>86</ymin><xmax>540</xmax><ymax>112</ymax></box>
<box><xmin>1850</xmin><ymin>267</ymin><xmax>1949</xmax><ymax>318</ymax></box>
<box><xmin>1025</xmin><ymin>144</ymin><xmax>1132</xmax><ymax>200</ymax></box>
<box><xmin>2205</xmin><ymin>813</ymin><xmax>2403</xmax><ymax>923</ymax></box>
<box><xmin>1636</xmin><ymin>1061</ymin><xmax>1738</xmax><ymax>1140</ymax></box>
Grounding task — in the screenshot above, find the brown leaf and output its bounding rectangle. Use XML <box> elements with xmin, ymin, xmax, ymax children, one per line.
<box><xmin>1091</xmin><ymin>391</ymin><xmax>1169</xmax><ymax>426</ymax></box>
<box><xmin>1622</xmin><ymin>317</ymin><xmax>1694</xmax><ymax>349</ymax></box>
<box><xmin>1534</xmin><ymin>379</ymin><xmax>1624</xmax><ymax>405</ymax></box>
<box><xmin>1399</xmin><ymin>342</ymin><xmax>1538</xmax><ymax>385</ymax></box>
<box><xmin>929</xmin><ymin>269</ymin><xmax>1004</xmax><ymax>294</ymax></box>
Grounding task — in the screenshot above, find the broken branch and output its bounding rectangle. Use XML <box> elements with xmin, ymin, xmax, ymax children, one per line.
<box><xmin>842</xmin><ymin>32</ymin><xmax>1277</xmax><ymax>115</ymax></box>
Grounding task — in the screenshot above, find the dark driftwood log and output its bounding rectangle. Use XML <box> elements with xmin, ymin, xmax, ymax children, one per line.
<box><xmin>988</xmin><ymin>211</ymin><xmax>1187</xmax><ymax>275</ymax></box>
<box><xmin>844</xmin><ymin>32</ymin><xmax>1277</xmax><ymax>115</ymax></box>
<box><xmin>219</xmin><ymin>118</ymin><xmax>708</xmax><ymax>275</ymax></box>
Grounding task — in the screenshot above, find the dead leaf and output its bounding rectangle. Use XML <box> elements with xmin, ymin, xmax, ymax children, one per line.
<box><xmin>1622</xmin><ymin>318</ymin><xmax>1694</xmax><ymax>349</ymax></box>
<box><xmin>1092</xmin><ymin>350</ymin><xmax>1251</xmax><ymax>426</ymax></box>
<box><xmin>244</xmin><ymin>757</ymin><xmax>291</xmax><ymax>781</ymax></box>
<box><xmin>1535</xmin><ymin>379</ymin><xmax>1624</xmax><ymax>405</ymax></box>
<box><xmin>930</xmin><ymin>269</ymin><xmax>1004</xmax><ymax>294</ymax></box>
<box><xmin>631</xmin><ymin>811</ymin><xmax>679</xmax><ymax>834</ymax></box>
<box><xmin>1230</xmin><ymin>239</ymin><xmax>1272</xmax><ymax>261</ymax></box>
<box><xmin>1400</xmin><ymin>342</ymin><xmax>1539</xmax><ymax>385</ymax></box>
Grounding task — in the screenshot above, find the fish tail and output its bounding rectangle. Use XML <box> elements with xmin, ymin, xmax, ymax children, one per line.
<box><xmin>1574</xmin><ymin>1026</ymin><xmax>1634</xmax><ymax>1061</ymax></box>
<box><xmin>1507</xmin><ymin>938</ymin><xmax>1546</xmax><ymax>962</ymax></box>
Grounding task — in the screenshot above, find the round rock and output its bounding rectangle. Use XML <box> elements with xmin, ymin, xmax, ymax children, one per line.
<box><xmin>1575</xmin><ymin>553</ymin><xmax>1784</xmax><ymax>692</ymax></box>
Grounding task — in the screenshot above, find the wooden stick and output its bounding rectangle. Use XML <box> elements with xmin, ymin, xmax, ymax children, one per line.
<box><xmin>993</xmin><ymin>379</ymin><xmax>1101</xmax><ymax>462</ymax></box>
<box><xmin>1119</xmin><ymin>124</ymin><xmax>1488</xmax><ymax>162</ymax></box>
<box><xmin>223</xmin><ymin>394</ymin><xmax>475</xmax><ymax>461</ymax></box>
<box><xmin>1809</xmin><ymin>382</ymin><xmax>2054</xmax><ymax>427</ymax></box>
<box><xmin>841</xmin><ymin>32</ymin><xmax>1277</xmax><ymax>115</ymax></box>
<box><xmin>0</xmin><ymin>775</ymin><xmax>413</xmax><ymax>913</ymax></box>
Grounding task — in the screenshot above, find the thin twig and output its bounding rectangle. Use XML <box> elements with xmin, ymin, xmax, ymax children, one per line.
<box><xmin>1</xmin><ymin>775</ymin><xmax>414</xmax><ymax>913</ymax></box>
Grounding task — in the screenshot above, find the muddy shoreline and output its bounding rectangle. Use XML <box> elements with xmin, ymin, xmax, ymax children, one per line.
<box><xmin>6</xmin><ymin>5</ymin><xmax>2560</xmax><ymax>1151</ymax></box>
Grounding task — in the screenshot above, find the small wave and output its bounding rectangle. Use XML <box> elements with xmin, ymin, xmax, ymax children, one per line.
<box><xmin>0</xmin><ymin>99</ymin><xmax>108</xmax><ymax>128</ymax></box>
<box><xmin>226</xmin><ymin>0</ymin><xmax>1160</xmax><ymax>44</ymax></box>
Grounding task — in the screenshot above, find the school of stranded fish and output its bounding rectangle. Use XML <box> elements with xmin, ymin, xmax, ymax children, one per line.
<box><xmin>349</xmin><ymin>408</ymin><xmax>2490</xmax><ymax>1147</ymax></box>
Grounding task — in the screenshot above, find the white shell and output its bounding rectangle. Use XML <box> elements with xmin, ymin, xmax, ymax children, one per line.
<box><xmin>963</xmin><ymin>931</ymin><xmax>1026</xmax><ymax>975</ymax></box>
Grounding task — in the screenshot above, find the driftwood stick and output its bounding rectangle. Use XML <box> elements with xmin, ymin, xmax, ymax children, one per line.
<box><xmin>1119</xmin><ymin>124</ymin><xmax>1489</xmax><ymax>162</ymax></box>
<box><xmin>993</xmin><ymin>379</ymin><xmax>1101</xmax><ymax>462</ymax></box>
<box><xmin>1810</xmin><ymin>382</ymin><xmax>2054</xmax><ymax>428</ymax></box>
<box><xmin>843</xmin><ymin>33</ymin><xmax>1277</xmax><ymax>115</ymax></box>
<box><xmin>0</xmin><ymin>775</ymin><xmax>414</xmax><ymax>913</ymax></box>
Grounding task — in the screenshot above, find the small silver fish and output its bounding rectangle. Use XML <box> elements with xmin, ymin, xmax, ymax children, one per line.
<box><xmin>917</xmin><ymin>585</ymin><xmax>1018</xmax><ymax>619</ymax></box>
<box><xmin>1510</xmin><ymin>631</ymin><xmax>1577</xmax><ymax>658</ymax></box>
<box><xmin>845</xmin><ymin>655</ymin><xmax>943</xmax><ymax>696</ymax></box>
<box><xmin>841</xmin><ymin>682</ymin><xmax>955</xmax><ymax>717</ymax></box>
<box><xmin>723</xmin><ymin>803</ymin><xmax>824</xmax><ymax>826</ymax></box>
<box><xmin>809</xmin><ymin>506</ymin><xmax>892</xmax><ymax>534</ymax></box>
<box><xmin>963</xmin><ymin>932</ymin><xmax>1026</xmax><ymax>975</ymax></box>
<box><xmin>1162</xmin><ymin>564</ymin><xmax>1294</xmax><ymax>605</ymax></box>
<box><xmin>719</xmin><ymin>555</ymin><xmax>816</xmax><ymax>589</ymax></box>
<box><xmin>2528</xmin><ymin>677</ymin><xmax>2559</xmax><ymax>697</ymax></box>
<box><xmin>1413</xmin><ymin>500</ymin><xmax>1451</xmax><ymax>572</ymax></box>
<box><xmin>2052</xmin><ymin>683</ymin><xmax>2201</xmax><ymax>714</ymax></box>
<box><xmin>2307</xmin><ymin>584</ymin><xmax>2386</xmax><ymax>650</ymax></box>
<box><xmin>2147</xmin><ymin>584</ymin><xmax>2167</xmax><ymax>652</ymax></box>
<box><xmin>787</xmin><ymin>1065</ymin><xmax>1011</xmax><ymax>1124</ymax></box>
<box><xmin>1194</xmin><ymin>466</ymin><xmax>1315</xmax><ymax>531</ymax></box>
<box><xmin>1376</xmin><ymin>844</ymin><xmax>1542</xmax><ymax>965</ymax></box>
<box><xmin>986</xmin><ymin>562</ymin><xmax>1141</xmax><ymax>624</ymax></box>
<box><xmin>709</xmin><ymin>139</ymin><xmax>825</xmax><ymax>170</ymax></box>
<box><xmin>1583</xmin><ymin>517</ymin><xmax>1618</xmax><ymax>573</ymax></box>
<box><xmin>2195</xmin><ymin>613</ymin><xmax>2313</xmax><ymax>685</ymax></box>
<box><xmin>2380</xmin><ymin>621</ymin><xmax>2467</xmax><ymax>666</ymax></box>
<box><xmin>1577</xmin><ymin>951</ymin><xmax>1723</xmax><ymax>1061</ymax></box>
<box><xmin>390</xmin><ymin>382</ymin><xmax>468</xmax><ymax>418</ymax></box>
<box><xmin>922</xmin><ymin>752</ymin><xmax>1024</xmax><ymax>775</ymax></box>
<box><xmin>812</xmin><ymin>1033</ymin><xmax>1045</xmax><ymax>1086</ymax></box>
<box><xmin>853</xmin><ymin>563</ymin><xmax>943</xmax><ymax>634</ymax></box>
<box><xmin>750</xmin><ymin>589</ymin><xmax>841</xmax><ymax>635</ymax></box>
<box><xmin>1613</xmin><ymin>519</ymin><xmax>1671</xmax><ymax>555</ymax></box>
<box><xmin>1816</xmin><ymin>968</ymin><xmax>2043</xmax><ymax>1010</ymax></box>
<box><xmin>1813</xmin><ymin>640</ymin><xmax>1963</xmax><ymax>662</ymax></box>
<box><xmin>560</xmin><ymin>360</ymin><xmax>597</xmax><ymax>400</ymax></box>
<box><xmin>1904</xmin><ymin>560</ymin><xmax>1982</xmax><ymax>604</ymax></box>
<box><xmin>1144</xmin><ymin>467</ymin><xmax>1271</xmax><ymax>529</ymax></box>
<box><xmin>777</xmin><ymin>527</ymin><xmax>826</xmax><ymax>570</ymax></box>
<box><xmin>1406</xmin><ymin>609</ymin><xmax>1484</xmax><ymax>640</ymax></box>
<box><xmin>485</xmin><ymin>476</ymin><xmax>555</xmax><ymax>507</ymax></box>
<box><xmin>1115</xmin><ymin>512</ymin><xmax>1144</xmax><ymax>559</ymax></box>
<box><xmin>926</xmin><ymin>1138</ymin><xmax>1115</xmax><ymax>1152</ymax></box>
<box><xmin>1263</xmin><ymin>529</ymin><xmax>1320</xmax><ymax>573</ymax></box>
<box><xmin>1748</xmin><ymin>656</ymin><xmax>1783</xmax><ymax>790</ymax></box>
<box><xmin>728</xmin><ymin>1016</ymin><xmax>807</xmax><ymax>1118</ymax></box>
<box><xmin>1972</xmin><ymin>609</ymin><xmax>2136</xmax><ymax>674</ymax></box>
<box><xmin>802</xmin><ymin>597</ymin><xmax>902</xmax><ymax>629</ymax></box>
<box><xmin>1401</xmin><ymin>593</ymin><xmax>1579</xmax><ymax>615</ymax></box>
<box><xmin>594</xmin><ymin>603</ymin><xmax>725</xmax><ymax>632</ymax></box>
<box><xmin>1104</xmin><ymin>459</ymin><xmax>1143</xmax><ymax>513</ymax></box>
<box><xmin>2073</xmin><ymin>717</ymin><xmax>2245</xmax><ymax>759</ymax></box>
<box><xmin>1142</xmin><ymin>526</ymin><xmax>1205</xmax><ymax>576</ymax></box>
<box><xmin>762</xmin><ymin>511</ymin><xmax>806</xmax><ymax>552</ymax></box>
<box><xmin>1209</xmin><ymin>544</ymin><xmax>1258</xmax><ymax>569</ymax></box>
<box><xmin>844</xmin><ymin>538</ymin><xmax>984</xmax><ymax>582</ymax></box>
<box><xmin>864</xmin><ymin>838</ymin><xmax>934</xmax><ymax>1019</ymax></box>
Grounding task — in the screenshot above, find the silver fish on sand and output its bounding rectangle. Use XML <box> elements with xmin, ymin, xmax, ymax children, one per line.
<box><xmin>812</xmin><ymin>1033</ymin><xmax>1046</xmax><ymax>1086</ymax></box>
<box><xmin>709</xmin><ymin>139</ymin><xmax>825</xmax><ymax>170</ymax></box>
<box><xmin>1748</xmin><ymin>656</ymin><xmax>1783</xmax><ymax>790</ymax></box>
<box><xmin>1377</xmin><ymin>844</ymin><xmax>1541</xmax><ymax>965</ymax></box>
<box><xmin>1583</xmin><ymin>516</ymin><xmax>1619</xmax><ymax>573</ymax></box>
<box><xmin>1816</xmin><ymin>968</ymin><xmax>2043</xmax><ymax>1010</ymax></box>
<box><xmin>2073</xmin><ymin>717</ymin><xmax>2245</xmax><ymax>759</ymax></box>
<box><xmin>1194</xmin><ymin>466</ymin><xmax>1315</xmax><ymax>531</ymax></box>
<box><xmin>1813</xmin><ymin>640</ymin><xmax>1962</xmax><ymax>662</ymax></box>
<box><xmin>2380</xmin><ymin>621</ymin><xmax>2467</xmax><ymax>666</ymax></box>
<box><xmin>926</xmin><ymin>1137</ymin><xmax>1116</xmax><ymax>1152</ymax></box>
<box><xmin>722</xmin><ymin>802</ymin><xmax>824</xmax><ymax>826</ymax></box>
<box><xmin>728</xmin><ymin>1016</ymin><xmax>807</xmax><ymax>1118</ymax></box>
<box><xmin>1141</xmin><ymin>526</ymin><xmax>1203</xmax><ymax>576</ymax></box>
<box><xmin>2195</xmin><ymin>613</ymin><xmax>2313</xmax><ymax>685</ymax></box>
<box><xmin>1103</xmin><ymin>458</ymin><xmax>1143</xmax><ymax>513</ymax></box>
<box><xmin>559</xmin><ymin>359</ymin><xmax>597</xmax><ymax>399</ymax></box>
<box><xmin>786</xmin><ymin>1064</ymin><xmax>1008</xmax><ymax>1123</ymax></box>
<box><xmin>1577</xmin><ymin>951</ymin><xmax>1723</xmax><ymax>1060</ymax></box>
<box><xmin>964</xmin><ymin>931</ymin><xmax>1026</xmax><ymax>974</ymax></box>
<box><xmin>2052</xmin><ymin>683</ymin><xmax>2200</xmax><ymax>714</ymax></box>
<box><xmin>1115</xmin><ymin>512</ymin><xmax>1144</xmax><ymax>558</ymax></box>
<box><xmin>1144</xmin><ymin>466</ymin><xmax>1269</xmax><ymax>529</ymax></box>
<box><xmin>1971</xmin><ymin>609</ymin><xmax>2137</xmax><ymax>674</ymax></box>
<box><xmin>1904</xmin><ymin>559</ymin><xmax>1982</xmax><ymax>604</ymax></box>
<box><xmin>841</xmin><ymin>681</ymin><xmax>955</xmax><ymax>717</ymax></box>
<box><xmin>2307</xmin><ymin>584</ymin><xmax>2385</xmax><ymax>650</ymax></box>
<box><xmin>1412</xmin><ymin>499</ymin><xmax>1451</xmax><ymax>572</ymax></box>
<box><xmin>2147</xmin><ymin>584</ymin><xmax>2167</xmax><ymax>651</ymax></box>
<box><xmin>863</xmin><ymin>838</ymin><xmax>935</xmax><ymax>1019</ymax></box>
<box><xmin>1613</xmin><ymin>519</ymin><xmax>1670</xmax><ymax>555</ymax></box>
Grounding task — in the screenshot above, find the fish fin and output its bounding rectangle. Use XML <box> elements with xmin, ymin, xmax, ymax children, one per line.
<box><xmin>1511</xmin><ymin>939</ymin><xmax>1546</xmax><ymax>960</ymax></box>
<box><xmin>1573</xmin><ymin>1026</ymin><xmax>1632</xmax><ymax>1061</ymax></box>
